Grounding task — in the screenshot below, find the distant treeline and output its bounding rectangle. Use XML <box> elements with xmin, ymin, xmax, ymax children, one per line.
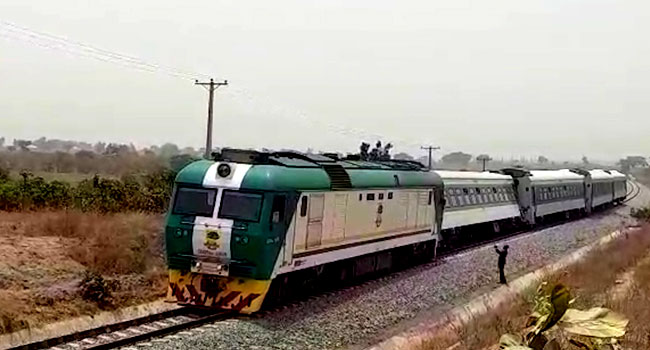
<box><xmin>0</xmin><ymin>139</ymin><xmax>203</xmax><ymax>213</ymax></box>
<box><xmin>0</xmin><ymin>169</ymin><xmax>176</xmax><ymax>213</ymax></box>
<box><xmin>0</xmin><ymin>144</ymin><xmax>198</xmax><ymax>177</ymax></box>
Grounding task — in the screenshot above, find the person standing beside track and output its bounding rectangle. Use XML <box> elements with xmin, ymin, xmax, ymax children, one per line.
<box><xmin>494</xmin><ymin>244</ymin><xmax>509</xmax><ymax>285</ymax></box>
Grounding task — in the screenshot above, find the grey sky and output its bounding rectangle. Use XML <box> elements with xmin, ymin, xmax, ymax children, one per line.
<box><xmin>1</xmin><ymin>0</ymin><xmax>648</xmax><ymax>163</ymax></box>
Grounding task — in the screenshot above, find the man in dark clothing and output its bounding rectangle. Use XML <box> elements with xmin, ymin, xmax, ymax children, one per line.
<box><xmin>494</xmin><ymin>244</ymin><xmax>509</xmax><ymax>284</ymax></box>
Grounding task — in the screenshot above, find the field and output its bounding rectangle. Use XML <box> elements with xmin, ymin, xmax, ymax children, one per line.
<box><xmin>0</xmin><ymin>211</ymin><xmax>167</xmax><ymax>334</ymax></box>
<box><xmin>420</xmin><ymin>225</ymin><xmax>650</xmax><ymax>350</ymax></box>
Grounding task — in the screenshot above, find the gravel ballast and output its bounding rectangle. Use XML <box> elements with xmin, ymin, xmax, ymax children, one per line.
<box><xmin>144</xmin><ymin>187</ymin><xmax>647</xmax><ymax>350</ymax></box>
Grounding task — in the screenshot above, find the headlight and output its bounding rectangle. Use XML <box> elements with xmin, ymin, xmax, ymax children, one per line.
<box><xmin>217</xmin><ymin>163</ymin><xmax>231</xmax><ymax>178</ymax></box>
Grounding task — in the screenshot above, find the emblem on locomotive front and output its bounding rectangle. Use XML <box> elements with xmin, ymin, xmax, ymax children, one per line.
<box><xmin>204</xmin><ymin>230</ymin><xmax>221</xmax><ymax>250</ymax></box>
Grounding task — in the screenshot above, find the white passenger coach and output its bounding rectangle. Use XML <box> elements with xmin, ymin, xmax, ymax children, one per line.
<box><xmin>436</xmin><ymin>171</ymin><xmax>520</xmax><ymax>230</ymax></box>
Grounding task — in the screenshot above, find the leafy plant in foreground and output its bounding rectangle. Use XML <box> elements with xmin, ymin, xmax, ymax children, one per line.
<box><xmin>499</xmin><ymin>283</ymin><xmax>628</xmax><ymax>350</ymax></box>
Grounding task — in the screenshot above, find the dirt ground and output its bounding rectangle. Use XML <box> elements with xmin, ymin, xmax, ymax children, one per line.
<box><xmin>0</xmin><ymin>211</ymin><xmax>167</xmax><ymax>334</ymax></box>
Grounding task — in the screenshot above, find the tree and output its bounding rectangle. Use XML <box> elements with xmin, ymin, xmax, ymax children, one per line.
<box><xmin>0</xmin><ymin>137</ymin><xmax>6</xmax><ymax>148</ymax></box>
<box><xmin>93</xmin><ymin>142</ymin><xmax>106</xmax><ymax>154</ymax></box>
<box><xmin>104</xmin><ymin>143</ymin><xmax>131</xmax><ymax>156</ymax></box>
<box><xmin>180</xmin><ymin>147</ymin><xmax>197</xmax><ymax>156</ymax></box>
<box><xmin>159</xmin><ymin>143</ymin><xmax>180</xmax><ymax>159</ymax></box>
<box><xmin>170</xmin><ymin>154</ymin><xmax>197</xmax><ymax>172</ymax></box>
<box><xmin>0</xmin><ymin>166</ymin><xmax>9</xmax><ymax>182</ymax></box>
<box><xmin>393</xmin><ymin>152</ymin><xmax>414</xmax><ymax>161</ymax></box>
<box><xmin>476</xmin><ymin>154</ymin><xmax>493</xmax><ymax>171</ymax></box>
<box><xmin>626</xmin><ymin>156</ymin><xmax>648</xmax><ymax>167</ymax></box>
<box><xmin>14</xmin><ymin>139</ymin><xmax>32</xmax><ymax>151</ymax></box>
<box><xmin>538</xmin><ymin>156</ymin><xmax>549</xmax><ymax>164</ymax></box>
<box><xmin>33</xmin><ymin>137</ymin><xmax>48</xmax><ymax>150</ymax></box>
<box><xmin>441</xmin><ymin>152</ymin><xmax>472</xmax><ymax>167</ymax></box>
<box><xmin>53</xmin><ymin>151</ymin><xmax>75</xmax><ymax>173</ymax></box>
<box><xmin>582</xmin><ymin>156</ymin><xmax>589</xmax><ymax>165</ymax></box>
<box><xmin>75</xmin><ymin>150</ymin><xmax>96</xmax><ymax>174</ymax></box>
<box><xmin>618</xmin><ymin>156</ymin><xmax>648</xmax><ymax>173</ymax></box>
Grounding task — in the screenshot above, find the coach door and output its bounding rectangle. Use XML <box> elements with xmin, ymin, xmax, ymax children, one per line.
<box><xmin>306</xmin><ymin>194</ymin><xmax>325</xmax><ymax>248</ymax></box>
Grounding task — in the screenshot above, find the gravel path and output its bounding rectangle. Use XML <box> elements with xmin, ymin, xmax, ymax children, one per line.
<box><xmin>144</xmin><ymin>186</ymin><xmax>646</xmax><ymax>350</ymax></box>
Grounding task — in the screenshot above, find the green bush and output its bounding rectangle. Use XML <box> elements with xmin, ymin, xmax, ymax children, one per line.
<box><xmin>0</xmin><ymin>170</ymin><xmax>175</xmax><ymax>213</ymax></box>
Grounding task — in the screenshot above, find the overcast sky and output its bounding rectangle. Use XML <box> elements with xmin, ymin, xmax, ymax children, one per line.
<box><xmin>1</xmin><ymin>0</ymin><xmax>649</xmax><ymax>163</ymax></box>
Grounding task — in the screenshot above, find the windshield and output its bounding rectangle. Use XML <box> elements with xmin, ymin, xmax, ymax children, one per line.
<box><xmin>219</xmin><ymin>190</ymin><xmax>263</xmax><ymax>222</ymax></box>
<box><xmin>172</xmin><ymin>187</ymin><xmax>217</xmax><ymax>217</ymax></box>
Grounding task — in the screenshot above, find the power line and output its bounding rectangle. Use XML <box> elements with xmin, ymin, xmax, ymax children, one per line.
<box><xmin>0</xmin><ymin>20</ymin><xmax>211</xmax><ymax>81</ymax></box>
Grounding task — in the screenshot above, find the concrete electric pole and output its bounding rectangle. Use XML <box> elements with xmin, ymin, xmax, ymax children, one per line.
<box><xmin>195</xmin><ymin>78</ymin><xmax>228</xmax><ymax>159</ymax></box>
<box><xmin>421</xmin><ymin>146</ymin><xmax>440</xmax><ymax>170</ymax></box>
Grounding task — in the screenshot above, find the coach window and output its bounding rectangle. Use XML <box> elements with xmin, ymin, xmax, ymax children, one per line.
<box><xmin>367</xmin><ymin>193</ymin><xmax>375</xmax><ymax>201</ymax></box>
<box><xmin>388</xmin><ymin>192</ymin><xmax>393</xmax><ymax>199</ymax></box>
<box><xmin>300</xmin><ymin>196</ymin><xmax>308</xmax><ymax>217</ymax></box>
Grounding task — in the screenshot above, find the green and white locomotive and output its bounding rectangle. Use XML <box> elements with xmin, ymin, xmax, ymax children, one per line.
<box><xmin>165</xmin><ymin>149</ymin><xmax>444</xmax><ymax>313</ymax></box>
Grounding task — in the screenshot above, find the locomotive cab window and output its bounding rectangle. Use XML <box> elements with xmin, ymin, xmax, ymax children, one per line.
<box><xmin>388</xmin><ymin>192</ymin><xmax>393</xmax><ymax>199</ymax></box>
<box><xmin>219</xmin><ymin>190</ymin><xmax>262</xmax><ymax>222</ymax></box>
<box><xmin>379</xmin><ymin>193</ymin><xmax>384</xmax><ymax>200</ymax></box>
<box><xmin>172</xmin><ymin>187</ymin><xmax>217</xmax><ymax>217</ymax></box>
<box><xmin>428</xmin><ymin>191</ymin><xmax>433</xmax><ymax>205</ymax></box>
<box><xmin>367</xmin><ymin>193</ymin><xmax>375</xmax><ymax>201</ymax></box>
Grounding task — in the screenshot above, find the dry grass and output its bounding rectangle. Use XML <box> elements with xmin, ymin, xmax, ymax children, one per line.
<box><xmin>603</xmin><ymin>251</ymin><xmax>650</xmax><ymax>349</ymax></box>
<box><xmin>419</xmin><ymin>226</ymin><xmax>650</xmax><ymax>350</ymax></box>
<box><xmin>0</xmin><ymin>210</ymin><xmax>166</xmax><ymax>334</ymax></box>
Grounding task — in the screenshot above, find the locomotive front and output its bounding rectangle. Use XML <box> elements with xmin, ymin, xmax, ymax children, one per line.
<box><xmin>165</xmin><ymin>159</ymin><xmax>290</xmax><ymax>313</ymax></box>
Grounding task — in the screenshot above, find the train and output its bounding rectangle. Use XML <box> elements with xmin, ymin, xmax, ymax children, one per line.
<box><xmin>164</xmin><ymin>149</ymin><xmax>627</xmax><ymax>313</ymax></box>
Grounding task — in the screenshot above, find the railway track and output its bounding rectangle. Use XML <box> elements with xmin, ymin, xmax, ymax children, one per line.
<box><xmin>7</xmin><ymin>308</ymin><xmax>231</xmax><ymax>350</ymax></box>
<box><xmin>624</xmin><ymin>180</ymin><xmax>641</xmax><ymax>204</ymax></box>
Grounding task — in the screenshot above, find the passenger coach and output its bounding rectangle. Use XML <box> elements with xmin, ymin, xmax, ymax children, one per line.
<box><xmin>437</xmin><ymin>171</ymin><xmax>519</xmax><ymax>230</ymax></box>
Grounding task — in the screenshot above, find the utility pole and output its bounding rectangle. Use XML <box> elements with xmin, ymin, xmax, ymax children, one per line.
<box><xmin>195</xmin><ymin>78</ymin><xmax>228</xmax><ymax>159</ymax></box>
<box><xmin>421</xmin><ymin>145</ymin><xmax>440</xmax><ymax>170</ymax></box>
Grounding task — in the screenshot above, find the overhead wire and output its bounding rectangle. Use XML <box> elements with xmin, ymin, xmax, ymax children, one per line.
<box><xmin>0</xmin><ymin>19</ymin><xmax>435</xmax><ymax>154</ymax></box>
<box><xmin>0</xmin><ymin>20</ymin><xmax>211</xmax><ymax>81</ymax></box>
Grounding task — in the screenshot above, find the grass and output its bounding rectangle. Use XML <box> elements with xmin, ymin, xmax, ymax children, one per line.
<box><xmin>0</xmin><ymin>210</ymin><xmax>166</xmax><ymax>334</ymax></box>
<box><xmin>419</xmin><ymin>225</ymin><xmax>650</xmax><ymax>350</ymax></box>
